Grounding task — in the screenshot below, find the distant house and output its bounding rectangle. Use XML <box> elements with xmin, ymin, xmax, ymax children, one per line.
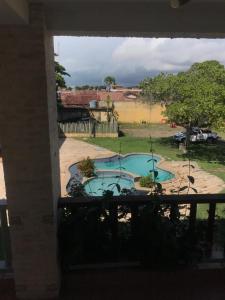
<box><xmin>59</xmin><ymin>90</ymin><xmax>100</xmax><ymax>107</ymax></box>
<box><xmin>59</xmin><ymin>89</ymin><xmax>165</xmax><ymax>123</ymax></box>
<box><xmin>58</xmin><ymin>90</ymin><xmax>110</xmax><ymax>122</ymax></box>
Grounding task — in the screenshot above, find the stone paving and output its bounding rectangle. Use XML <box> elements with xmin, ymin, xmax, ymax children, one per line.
<box><xmin>59</xmin><ymin>138</ymin><xmax>225</xmax><ymax>196</ymax></box>
<box><xmin>0</xmin><ymin>138</ymin><xmax>224</xmax><ymax>199</ymax></box>
<box><xmin>59</xmin><ymin>138</ymin><xmax>114</xmax><ymax>196</ymax></box>
<box><xmin>159</xmin><ymin>160</ymin><xmax>225</xmax><ymax>195</ymax></box>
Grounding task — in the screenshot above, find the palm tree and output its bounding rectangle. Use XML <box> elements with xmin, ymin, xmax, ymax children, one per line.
<box><xmin>104</xmin><ymin>76</ymin><xmax>116</xmax><ymax>91</ymax></box>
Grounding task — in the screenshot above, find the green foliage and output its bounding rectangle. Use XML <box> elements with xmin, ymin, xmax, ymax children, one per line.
<box><xmin>68</xmin><ymin>177</ymin><xmax>85</xmax><ymax>197</ymax></box>
<box><xmin>76</xmin><ymin>85</ymin><xmax>106</xmax><ymax>90</ymax></box>
<box><xmin>55</xmin><ymin>60</ymin><xmax>71</xmax><ymax>89</ymax></box>
<box><xmin>104</xmin><ymin>76</ymin><xmax>116</xmax><ymax>87</ymax></box>
<box><xmin>140</xmin><ymin>174</ymin><xmax>154</xmax><ymax>188</ymax></box>
<box><xmin>140</xmin><ymin>72</ymin><xmax>176</xmax><ymax>102</ymax></box>
<box><xmin>77</xmin><ymin>157</ymin><xmax>95</xmax><ymax>178</ymax></box>
<box><xmin>59</xmin><ymin>200</ymin><xmax>204</xmax><ymax>268</ymax></box>
<box><xmin>141</xmin><ymin>61</ymin><xmax>225</xmax><ymax>129</ymax></box>
<box><xmin>137</xmin><ymin>202</ymin><xmax>203</xmax><ymax>268</ymax></box>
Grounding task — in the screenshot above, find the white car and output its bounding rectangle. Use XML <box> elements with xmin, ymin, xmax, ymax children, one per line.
<box><xmin>173</xmin><ymin>127</ymin><xmax>219</xmax><ymax>143</ymax></box>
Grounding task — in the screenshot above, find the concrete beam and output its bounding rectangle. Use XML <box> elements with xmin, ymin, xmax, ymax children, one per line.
<box><xmin>0</xmin><ymin>0</ymin><xmax>29</xmax><ymax>24</ymax></box>
<box><xmin>44</xmin><ymin>2</ymin><xmax>225</xmax><ymax>38</ymax></box>
<box><xmin>170</xmin><ymin>0</ymin><xmax>190</xmax><ymax>9</ymax></box>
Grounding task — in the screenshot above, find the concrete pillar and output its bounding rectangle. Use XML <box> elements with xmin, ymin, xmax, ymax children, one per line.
<box><xmin>0</xmin><ymin>4</ymin><xmax>60</xmax><ymax>299</ymax></box>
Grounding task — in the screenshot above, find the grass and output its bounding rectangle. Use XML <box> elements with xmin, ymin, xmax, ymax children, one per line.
<box><xmin>78</xmin><ymin>124</ymin><xmax>225</xmax><ymax>244</ymax></box>
<box><xmin>83</xmin><ymin>137</ymin><xmax>225</xmax><ymax>186</ymax></box>
<box><xmin>83</xmin><ymin>135</ymin><xmax>225</xmax><ymax>181</ymax></box>
<box><xmin>80</xmin><ymin>127</ymin><xmax>225</xmax><ymax>226</ymax></box>
<box><xmin>84</xmin><ymin>136</ymin><xmax>182</xmax><ymax>160</ymax></box>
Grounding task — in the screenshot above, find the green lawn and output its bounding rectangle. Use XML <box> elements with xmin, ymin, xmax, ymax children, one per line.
<box><xmin>83</xmin><ymin>136</ymin><xmax>225</xmax><ymax>181</ymax></box>
<box><xmin>78</xmin><ymin>124</ymin><xmax>225</xmax><ymax>244</ymax></box>
<box><xmin>84</xmin><ymin>136</ymin><xmax>182</xmax><ymax>160</ymax></box>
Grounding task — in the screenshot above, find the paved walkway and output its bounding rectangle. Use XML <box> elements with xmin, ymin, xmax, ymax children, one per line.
<box><xmin>60</xmin><ymin>138</ymin><xmax>225</xmax><ymax>196</ymax></box>
<box><xmin>159</xmin><ymin>160</ymin><xmax>225</xmax><ymax>195</ymax></box>
<box><xmin>59</xmin><ymin>138</ymin><xmax>114</xmax><ymax>196</ymax></box>
<box><xmin>0</xmin><ymin>138</ymin><xmax>224</xmax><ymax>198</ymax></box>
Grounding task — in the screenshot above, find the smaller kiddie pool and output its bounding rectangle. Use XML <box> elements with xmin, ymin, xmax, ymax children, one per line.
<box><xmin>67</xmin><ymin>153</ymin><xmax>174</xmax><ymax>196</ymax></box>
<box><xmin>84</xmin><ymin>171</ymin><xmax>135</xmax><ymax>197</ymax></box>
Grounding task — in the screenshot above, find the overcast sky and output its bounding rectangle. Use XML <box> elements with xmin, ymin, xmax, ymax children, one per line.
<box><xmin>54</xmin><ymin>37</ymin><xmax>225</xmax><ymax>87</ymax></box>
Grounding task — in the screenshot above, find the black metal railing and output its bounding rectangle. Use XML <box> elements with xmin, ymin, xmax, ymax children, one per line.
<box><xmin>58</xmin><ymin>194</ymin><xmax>225</xmax><ymax>269</ymax></box>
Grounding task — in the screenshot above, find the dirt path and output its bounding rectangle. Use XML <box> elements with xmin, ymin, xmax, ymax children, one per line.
<box><xmin>121</xmin><ymin>124</ymin><xmax>183</xmax><ymax>138</ymax></box>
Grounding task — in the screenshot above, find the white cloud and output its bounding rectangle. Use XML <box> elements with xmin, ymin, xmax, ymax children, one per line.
<box><xmin>54</xmin><ymin>36</ymin><xmax>225</xmax><ymax>86</ymax></box>
<box><xmin>112</xmin><ymin>38</ymin><xmax>225</xmax><ymax>73</ymax></box>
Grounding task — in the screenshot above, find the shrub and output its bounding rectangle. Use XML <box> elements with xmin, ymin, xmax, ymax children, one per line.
<box><xmin>139</xmin><ymin>174</ymin><xmax>154</xmax><ymax>188</ymax></box>
<box><xmin>68</xmin><ymin>177</ymin><xmax>85</xmax><ymax>197</ymax></box>
<box><xmin>77</xmin><ymin>157</ymin><xmax>95</xmax><ymax>178</ymax></box>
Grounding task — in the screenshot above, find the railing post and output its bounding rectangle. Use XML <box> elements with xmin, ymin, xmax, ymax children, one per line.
<box><xmin>109</xmin><ymin>203</ymin><xmax>118</xmax><ymax>260</ymax></box>
<box><xmin>206</xmin><ymin>202</ymin><xmax>216</xmax><ymax>257</ymax></box>
<box><xmin>131</xmin><ymin>204</ymin><xmax>138</xmax><ymax>240</ymax></box>
<box><xmin>170</xmin><ymin>203</ymin><xmax>179</xmax><ymax>221</ymax></box>
<box><xmin>130</xmin><ymin>204</ymin><xmax>139</xmax><ymax>258</ymax></box>
<box><xmin>0</xmin><ymin>203</ymin><xmax>11</xmax><ymax>269</ymax></box>
<box><xmin>189</xmin><ymin>202</ymin><xmax>197</xmax><ymax>233</ymax></box>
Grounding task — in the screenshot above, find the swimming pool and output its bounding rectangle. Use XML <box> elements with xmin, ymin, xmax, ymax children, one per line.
<box><xmin>84</xmin><ymin>171</ymin><xmax>134</xmax><ymax>196</ymax></box>
<box><xmin>68</xmin><ymin>153</ymin><xmax>174</xmax><ymax>196</ymax></box>
<box><xmin>94</xmin><ymin>154</ymin><xmax>174</xmax><ymax>181</ymax></box>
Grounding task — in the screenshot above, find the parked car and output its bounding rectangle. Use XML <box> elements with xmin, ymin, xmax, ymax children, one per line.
<box><xmin>173</xmin><ymin>127</ymin><xmax>219</xmax><ymax>143</ymax></box>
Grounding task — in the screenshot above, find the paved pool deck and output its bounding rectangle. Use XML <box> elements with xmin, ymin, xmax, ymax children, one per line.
<box><xmin>59</xmin><ymin>138</ymin><xmax>115</xmax><ymax>196</ymax></box>
<box><xmin>0</xmin><ymin>138</ymin><xmax>224</xmax><ymax>199</ymax></box>
<box><xmin>60</xmin><ymin>138</ymin><xmax>225</xmax><ymax>196</ymax></box>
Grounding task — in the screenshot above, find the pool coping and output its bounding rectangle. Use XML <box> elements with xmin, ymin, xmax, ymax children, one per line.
<box><xmin>68</xmin><ymin>152</ymin><xmax>177</xmax><ymax>195</ymax></box>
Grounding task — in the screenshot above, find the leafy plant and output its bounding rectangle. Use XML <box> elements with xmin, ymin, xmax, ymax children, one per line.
<box><xmin>77</xmin><ymin>157</ymin><xmax>95</xmax><ymax>178</ymax></box>
<box><xmin>136</xmin><ymin>202</ymin><xmax>203</xmax><ymax>268</ymax></box>
<box><xmin>140</xmin><ymin>174</ymin><xmax>154</xmax><ymax>188</ymax></box>
<box><xmin>68</xmin><ymin>177</ymin><xmax>85</xmax><ymax>197</ymax></box>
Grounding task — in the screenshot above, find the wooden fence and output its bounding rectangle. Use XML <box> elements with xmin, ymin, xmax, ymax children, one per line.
<box><xmin>58</xmin><ymin>121</ymin><xmax>119</xmax><ymax>138</ymax></box>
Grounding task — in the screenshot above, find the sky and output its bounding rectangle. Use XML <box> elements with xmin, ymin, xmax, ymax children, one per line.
<box><xmin>54</xmin><ymin>37</ymin><xmax>225</xmax><ymax>87</ymax></box>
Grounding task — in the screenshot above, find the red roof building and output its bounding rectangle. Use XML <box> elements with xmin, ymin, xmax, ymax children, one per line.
<box><xmin>59</xmin><ymin>91</ymin><xmax>101</xmax><ymax>107</ymax></box>
<box><xmin>59</xmin><ymin>90</ymin><xmax>141</xmax><ymax>107</ymax></box>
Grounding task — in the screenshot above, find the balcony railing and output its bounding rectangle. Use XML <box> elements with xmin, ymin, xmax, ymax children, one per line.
<box><xmin>58</xmin><ymin>194</ymin><xmax>225</xmax><ymax>269</ymax></box>
<box><xmin>0</xmin><ymin>199</ymin><xmax>11</xmax><ymax>270</ymax></box>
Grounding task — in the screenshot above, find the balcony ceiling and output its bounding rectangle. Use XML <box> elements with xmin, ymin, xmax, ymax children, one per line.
<box><xmin>1</xmin><ymin>0</ymin><xmax>225</xmax><ymax>37</ymax></box>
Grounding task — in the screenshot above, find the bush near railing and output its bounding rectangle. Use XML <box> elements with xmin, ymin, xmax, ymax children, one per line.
<box><xmin>58</xmin><ymin>194</ymin><xmax>225</xmax><ymax>270</ymax></box>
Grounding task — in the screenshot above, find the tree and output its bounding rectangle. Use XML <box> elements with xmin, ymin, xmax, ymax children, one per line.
<box><xmin>140</xmin><ymin>61</ymin><xmax>225</xmax><ymax>145</ymax></box>
<box><xmin>164</xmin><ymin>61</ymin><xmax>225</xmax><ymax>130</ymax></box>
<box><xmin>105</xmin><ymin>95</ymin><xmax>119</xmax><ymax>122</ymax></box>
<box><xmin>140</xmin><ymin>72</ymin><xmax>177</xmax><ymax>103</ymax></box>
<box><xmin>55</xmin><ymin>60</ymin><xmax>71</xmax><ymax>89</ymax></box>
<box><xmin>55</xmin><ymin>59</ymin><xmax>71</xmax><ymax>109</ymax></box>
<box><xmin>104</xmin><ymin>76</ymin><xmax>116</xmax><ymax>91</ymax></box>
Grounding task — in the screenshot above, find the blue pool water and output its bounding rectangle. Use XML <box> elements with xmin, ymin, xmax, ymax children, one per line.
<box><xmin>84</xmin><ymin>172</ymin><xmax>134</xmax><ymax>196</ymax></box>
<box><xmin>94</xmin><ymin>154</ymin><xmax>174</xmax><ymax>182</ymax></box>
<box><xmin>68</xmin><ymin>154</ymin><xmax>174</xmax><ymax>196</ymax></box>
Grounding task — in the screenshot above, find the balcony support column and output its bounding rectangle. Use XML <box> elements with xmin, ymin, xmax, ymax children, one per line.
<box><xmin>0</xmin><ymin>4</ymin><xmax>60</xmax><ymax>299</ymax></box>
